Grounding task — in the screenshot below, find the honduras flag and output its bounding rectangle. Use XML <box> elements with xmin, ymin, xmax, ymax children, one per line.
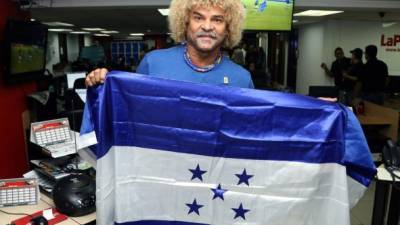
<box><xmin>80</xmin><ymin>71</ymin><xmax>376</xmax><ymax>225</ymax></box>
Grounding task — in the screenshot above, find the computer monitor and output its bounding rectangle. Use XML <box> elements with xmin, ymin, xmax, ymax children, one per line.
<box><xmin>386</xmin><ymin>76</ymin><xmax>400</xmax><ymax>94</ymax></box>
<box><xmin>66</xmin><ymin>72</ymin><xmax>86</xmax><ymax>89</ymax></box>
<box><xmin>308</xmin><ymin>86</ymin><xmax>339</xmax><ymax>98</ymax></box>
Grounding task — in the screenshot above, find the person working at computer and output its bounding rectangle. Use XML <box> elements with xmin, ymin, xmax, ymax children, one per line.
<box><xmin>85</xmin><ymin>0</ymin><xmax>254</xmax><ymax>89</ymax></box>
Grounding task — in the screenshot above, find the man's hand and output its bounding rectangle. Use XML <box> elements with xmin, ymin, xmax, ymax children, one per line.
<box><xmin>86</xmin><ymin>68</ymin><xmax>108</xmax><ymax>87</ymax></box>
<box><xmin>318</xmin><ymin>97</ymin><xmax>337</xmax><ymax>102</ymax></box>
<box><xmin>320</xmin><ymin>63</ymin><xmax>328</xmax><ymax>70</ymax></box>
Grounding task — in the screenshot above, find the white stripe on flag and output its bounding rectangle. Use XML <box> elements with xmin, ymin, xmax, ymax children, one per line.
<box><xmin>77</xmin><ymin>131</ymin><xmax>97</xmax><ymax>150</ymax></box>
<box><xmin>96</xmin><ymin>146</ymin><xmax>360</xmax><ymax>225</ymax></box>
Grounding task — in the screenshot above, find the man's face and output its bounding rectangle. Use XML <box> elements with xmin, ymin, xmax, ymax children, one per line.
<box><xmin>351</xmin><ymin>53</ymin><xmax>358</xmax><ymax>64</ymax></box>
<box><xmin>365</xmin><ymin>52</ymin><xmax>370</xmax><ymax>61</ymax></box>
<box><xmin>335</xmin><ymin>50</ymin><xmax>344</xmax><ymax>59</ymax></box>
<box><xmin>186</xmin><ymin>6</ymin><xmax>227</xmax><ymax>53</ymax></box>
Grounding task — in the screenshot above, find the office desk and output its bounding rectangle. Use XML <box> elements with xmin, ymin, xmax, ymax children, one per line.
<box><xmin>0</xmin><ymin>193</ymin><xmax>95</xmax><ymax>225</ymax></box>
<box><xmin>357</xmin><ymin>115</ymin><xmax>393</xmax><ymax>126</ymax></box>
<box><xmin>357</xmin><ymin>101</ymin><xmax>399</xmax><ymax>142</ymax></box>
<box><xmin>371</xmin><ymin>165</ymin><xmax>400</xmax><ymax>225</ymax></box>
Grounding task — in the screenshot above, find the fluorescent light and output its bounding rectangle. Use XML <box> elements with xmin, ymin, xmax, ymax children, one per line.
<box><xmin>83</xmin><ymin>28</ymin><xmax>106</xmax><ymax>31</ymax></box>
<box><xmin>48</xmin><ymin>28</ymin><xmax>74</xmax><ymax>32</ymax></box>
<box><xmin>42</xmin><ymin>22</ymin><xmax>75</xmax><ymax>27</ymax></box>
<box><xmin>125</xmin><ymin>36</ymin><xmax>143</xmax><ymax>40</ymax></box>
<box><xmin>100</xmin><ymin>30</ymin><xmax>119</xmax><ymax>34</ymax></box>
<box><xmin>130</xmin><ymin>33</ymin><xmax>144</xmax><ymax>36</ymax></box>
<box><xmin>382</xmin><ymin>22</ymin><xmax>397</xmax><ymax>28</ymax></box>
<box><xmin>158</xmin><ymin>8</ymin><xmax>169</xmax><ymax>16</ymax></box>
<box><xmin>294</xmin><ymin>10</ymin><xmax>343</xmax><ymax>17</ymax></box>
<box><xmin>70</xmin><ymin>31</ymin><xmax>91</xmax><ymax>34</ymax></box>
<box><xmin>30</xmin><ymin>18</ymin><xmax>35</xmax><ymax>21</ymax></box>
<box><xmin>93</xmin><ymin>33</ymin><xmax>110</xmax><ymax>37</ymax></box>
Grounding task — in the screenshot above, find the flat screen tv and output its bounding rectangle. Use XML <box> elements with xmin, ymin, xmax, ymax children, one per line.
<box><xmin>4</xmin><ymin>19</ymin><xmax>48</xmax><ymax>84</ymax></box>
<box><xmin>242</xmin><ymin>0</ymin><xmax>294</xmax><ymax>31</ymax></box>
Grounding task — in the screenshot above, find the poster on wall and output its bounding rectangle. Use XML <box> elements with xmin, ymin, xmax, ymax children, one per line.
<box><xmin>380</xmin><ymin>31</ymin><xmax>400</xmax><ymax>75</ymax></box>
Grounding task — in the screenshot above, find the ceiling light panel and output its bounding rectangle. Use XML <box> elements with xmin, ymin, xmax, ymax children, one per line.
<box><xmin>100</xmin><ymin>30</ymin><xmax>119</xmax><ymax>34</ymax></box>
<box><xmin>42</xmin><ymin>22</ymin><xmax>75</xmax><ymax>26</ymax></box>
<box><xmin>130</xmin><ymin>33</ymin><xmax>144</xmax><ymax>36</ymax></box>
<box><xmin>94</xmin><ymin>33</ymin><xmax>110</xmax><ymax>36</ymax></box>
<box><xmin>294</xmin><ymin>10</ymin><xmax>344</xmax><ymax>17</ymax></box>
<box><xmin>158</xmin><ymin>9</ymin><xmax>169</xmax><ymax>16</ymax></box>
<box><xmin>70</xmin><ymin>31</ymin><xmax>91</xmax><ymax>34</ymax></box>
<box><xmin>83</xmin><ymin>28</ymin><xmax>106</xmax><ymax>31</ymax></box>
<box><xmin>48</xmin><ymin>28</ymin><xmax>74</xmax><ymax>32</ymax></box>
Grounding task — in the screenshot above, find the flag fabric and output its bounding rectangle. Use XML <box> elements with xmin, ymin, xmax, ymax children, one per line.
<box><xmin>80</xmin><ymin>71</ymin><xmax>376</xmax><ymax>225</ymax></box>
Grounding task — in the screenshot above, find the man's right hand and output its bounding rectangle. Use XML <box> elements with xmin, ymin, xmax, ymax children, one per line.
<box><xmin>86</xmin><ymin>68</ymin><xmax>108</xmax><ymax>87</ymax></box>
<box><xmin>320</xmin><ymin>63</ymin><xmax>328</xmax><ymax>70</ymax></box>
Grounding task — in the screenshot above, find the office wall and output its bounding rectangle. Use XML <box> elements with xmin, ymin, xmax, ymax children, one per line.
<box><xmin>67</xmin><ymin>34</ymin><xmax>79</xmax><ymax>62</ymax></box>
<box><xmin>47</xmin><ymin>33</ymin><xmax>92</xmax><ymax>72</ymax></box>
<box><xmin>327</xmin><ymin>20</ymin><xmax>400</xmax><ymax>76</ymax></box>
<box><xmin>296</xmin><ymin>20</ymin><xmax>400</xmax><ymax>94</ymax></box>
<box><xmin>46</xmin><ymin>33</ymin><xmax>60</xmax><ymax>74</ymax></box>
<box><xmin>0</xmin><ymin>1</ymin><xmax>36</xmax><ymax>178</ymax></box>
<box><xmin>296</xmin><ymin>22</ymin><xmax>333</xmax><ymax>95</ymax></box>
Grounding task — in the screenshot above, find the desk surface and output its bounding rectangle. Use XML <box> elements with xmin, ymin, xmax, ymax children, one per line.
<box><xmin>356</xmin><ymin>101</ymin><xmax>399</xmax><ymax>142</ymax></box>
<box><xmin>0</xmin><ymin>193</ymin><xmax>95</xmax><ymax>225</ymax></box>
<box><xmin>357</xmin><ymin>114</ymin><xmax>393</xmax><ymax>125</ymax></box>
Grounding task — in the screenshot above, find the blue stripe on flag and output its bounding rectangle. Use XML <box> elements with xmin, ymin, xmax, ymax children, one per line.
<box><xmin>91</xmin><ymin>72</ymin><xmax>345</xmax><ymax>164</ymax></box>
<box><xmin>85</xmin><ymin>71</ymin><xmax>376</xmax><ymax>187</ymax></box>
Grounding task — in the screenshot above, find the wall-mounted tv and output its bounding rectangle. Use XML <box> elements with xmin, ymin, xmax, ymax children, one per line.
<box><xmin>4</xmin><ymin>19</ymin><xmax>48</xmax><ymax>84</ymax></box>
<box><xmin>242</xmin><ymin>0</ymin><xmax>294</xmax><ymax>31</ymax></box>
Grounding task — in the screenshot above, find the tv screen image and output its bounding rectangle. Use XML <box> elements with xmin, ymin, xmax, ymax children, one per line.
<box><xmin>4</xmin><ymin>19</ymin><xmax>48</xmax><ymax>84</ymax></box>
<box><xmin>242</xmin><ymin>0</ymin><xmax>294</xmax><ymax>31</ymax></box>
<box><xmin>10</xmin><ymin>43</ymin><xmax>45</xmax><ymax>74</ymax></box>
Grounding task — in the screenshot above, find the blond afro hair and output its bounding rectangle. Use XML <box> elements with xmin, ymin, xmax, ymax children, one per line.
<box><xmin>168</xmin><ymin>0</ymin><xmax>245</xmax><ymax>49</ymax></box>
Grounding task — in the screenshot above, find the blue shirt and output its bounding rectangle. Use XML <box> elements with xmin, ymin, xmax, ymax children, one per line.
<box><xmin>137</xmin><ymin>45</ymin><xmax>254</xmax><ymax>89</ymax></box>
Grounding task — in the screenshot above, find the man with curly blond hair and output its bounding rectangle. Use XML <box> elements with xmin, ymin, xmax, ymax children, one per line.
<box><xmin>86</xmin><ymin>0</ymin><xmax>254</xmax><ymax>89</ymax></box>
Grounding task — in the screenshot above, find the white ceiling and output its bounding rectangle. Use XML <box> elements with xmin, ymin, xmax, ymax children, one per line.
<box><xmin>27</xmin><ymin>0</ymin><xmax>400</xmax><ymax>38</ymax></box>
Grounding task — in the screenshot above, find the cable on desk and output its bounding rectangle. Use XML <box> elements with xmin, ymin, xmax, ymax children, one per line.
<box><xmin>385</xmin><ymin>166</ymin><xmax>400</xmax><ymax>190</ymax></box>
<box><xmin>0</xmin><ymin>208</ymin><xmax>34</xmax><ymax>217</ymax></box>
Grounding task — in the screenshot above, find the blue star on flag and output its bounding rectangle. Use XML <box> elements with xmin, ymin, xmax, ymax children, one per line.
<box><xmin>235</xmin><ymin>169</ymin><xmax>254</xmax><ymax>186</ymax></box>
<box><xmin>186</xmin><ymin>199</ymin><xmax>204</xmax><ymax>215</ymax></box>
<box><xmin>211</xmin><ymin>184</ymin><xmax>227</xmax><ymax>200</ymax></box>
<box><xmin>189</xmin><ymin>164</ymin><xmax>207</xmax><ymax>181</ymax></box>
<box><xmin>232</xmin><ymin>203</ymin><xmax>250</xmax><ymax>220</ymax></box>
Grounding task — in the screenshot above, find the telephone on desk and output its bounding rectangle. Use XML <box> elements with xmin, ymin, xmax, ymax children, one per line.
<box><xmin>382</xmin><ymin>139</ymin><xmax>400</xmax><ymax>184</ymax></box>
<box><xmin>383</xmin><ymin>140</ymin><xmax>400</xmax><ymax>169</ymax></box>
